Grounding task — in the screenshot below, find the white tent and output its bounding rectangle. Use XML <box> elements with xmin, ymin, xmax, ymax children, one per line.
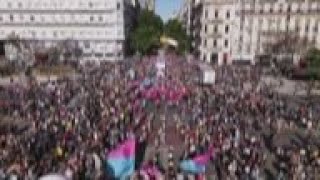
<box><xmin>198</xmin><ymin>63</ymin><xmax>215</xmax><ymax>85</ymax></box>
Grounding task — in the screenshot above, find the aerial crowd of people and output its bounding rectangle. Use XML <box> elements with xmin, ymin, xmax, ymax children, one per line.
<box><xmin>0</xmin><ymin>52</ymin><xmax>319</xmax><ymax>179</ymax></box>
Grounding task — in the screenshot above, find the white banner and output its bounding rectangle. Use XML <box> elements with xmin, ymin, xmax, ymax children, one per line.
<box><xmin>203</xmin><ymin>70</ymin><xmax>215</xmax><ymax>84</ymax></box>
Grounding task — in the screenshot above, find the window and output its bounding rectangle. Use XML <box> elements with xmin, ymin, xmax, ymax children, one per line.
<box><xmin>105</xmin><ymin>53</ymin><xmax>113</xmax><ymax>57</ymax></box>
<box><xmin>89</xmin><ymin>2</ymin><xmax>93</xmax><ymax>8</ymax></box>
<box><xmin>99</xmin><ymin>16</ymin><xmax>103</xmax><ymax>22</ymax></box>
<box><xmin>215</xmin><ymin>10</ymin><xmax>219</xmax><ymax>18</ymax></box>
<box><xmin>295</xmin><ymin>26</ymin><xmax>300</xmax><ymax>32</ymax></box>
<box><xmin>270</xmin><ymin>7</ymin><xmax>273</xmax><ymax>13</ymax></box>
<box><xmin>213</xmin><ymin>40</ymin><xmax>217</xmax><ymax>47</ymax></box>
<box><xmin>84</xmin><ymin>41</ymin><xmax>90</xmax><ymax>49</ymax></box>
<box><xmin>287</xmin><ymin>5</ymin><xmax>291</xmax><ymax>13</ymax></box>
<box><xmin>205</xmin><ymin>9</ymin><xmax>208</xmax><ymax>19</ymax></box>
<box><xmin>8</xmin><ymin>2</ymin><xmax>12</xmax><ymax>8</ymax></box>
<box><xmin>117</xmin><ymin>2</ymin><xmax>121</xmax><ymax>10</ymax></box>
<box><xmin>18</xmin><ymin>2</ymin><xmax>22</xmax><ymax>8</ymax></box>
<box><xmin>9</xmin><ymin>14</ymin><xmax>14</xmax><ymax>22</ymax></box>
<box><xmin>53</xmin><ymin>31</ymin><xmax>57</xmax><ymax>37</ymax></box>
<box><xmin>224</xmin><ymin>39</ymin><xmax>228</xmax><ymax>48</ymax></box>
<box><xmin>305</xmin><ymin>25</ymin><xmax>309</xmax><ymax>32</ymax></box>
<box><xmin>314</xmin><ymin>24</ymin><xmax>318</xmax><ymax>33</ymax></box>
<box><xmin>260</xmin><ymin>8</ymin><xmax>263</xmax><ymax>14</ymax></box>
<box><xmin>308</xmin><ymin>5</ymin><xmax>312</xmax><ymax>13</ymax></box>
<box><xmin>40</xmin><ymin>16</ymin><xmax>45</xmax><ymax>22</ymax></box>
<box><xmin>30</xmin><ymin>15</ymin><xmax>34</xmax><ymax>21</ymax></box>
<box><xmin>204</xmin><ymin>40</ymin><xmax>207</xmax><ymax>47</ymax></box>
<box><xmin>95</xmin><ymin>53</ymin><xmax>103</xmax><ymax>57</ymax></box>
<box><xmin>286</xmin><ymin>15</ymin><xmax>290</xmax><ymax>22</ymax></box>
<box><xmin>225</xmin><ymin>25</ymin><xmax>229</xmax><ymax>33</ymax></box>
<box><xmin>226</xmin><ymin>10</ymin><xmax>230</xmax><ymax>19</ymax></box>
<box><xmin>214</xmin><ymin>25</ymin><xmax>218</xmax><ymax>33</ymax></box>
<box><xmin>90</xmin><ymin>16</ymin><xmax>94</xmax><ymax>22</ymax></box>
<box><xmin>204</xmin><ymin>25</ymin><xmax>207</xmax><ymax>33</ymax></box>
<box><xmin>297</xmin><ymin>6</ymin><xmax>301</xmax><ymax>13</ymax></box>
<box><xmin>31</xmin><ymin>31</ymin><xmax>36</xmax><ymax>37</ymax></box>
<box><xmin>0</xmin><ymin>16</ymin><xmax>3</xmax><ymax>22</ymax></box>
<box><xmin>279</xmin><ymin>5</ymin><xmax>283</xmax><ymax>13</ymax></box>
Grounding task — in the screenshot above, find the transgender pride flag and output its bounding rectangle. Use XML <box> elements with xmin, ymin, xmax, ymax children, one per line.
<box><xmin>106</xmin><ymin>138</ymin><xmax>136</xmax><ymax>179</ymax></box>
<box><xmin>180</xmin><ymin>147</ymin><xmax>214</xmax><ymax>174</ymax></box>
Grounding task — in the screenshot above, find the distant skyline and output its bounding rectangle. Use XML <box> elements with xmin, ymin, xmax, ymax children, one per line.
<box><xmin>155</xmin><ymin>0</ymin><xmax>183</xmax><ymax>22</ymax></box>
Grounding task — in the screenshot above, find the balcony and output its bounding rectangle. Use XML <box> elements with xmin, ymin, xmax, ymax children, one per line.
<box><xmin>204</xmin><ymin>19</ymin><xmax>224</xmax><ymax>24</ymax></box>
<box><xmin>202</xmin><ymin>32</ymin><xmax>222</xmax><ymax>39</ymax></box>
<box><xmin>237</xmin><ymin>8</ymin><xmax>320</xmax><ymax>16</ymax></box>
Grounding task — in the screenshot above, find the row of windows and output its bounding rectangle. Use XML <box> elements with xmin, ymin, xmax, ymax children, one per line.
<box><xmin>204</xmin><ymin>9</ymin><xmax>230</xmax><ymax>19</ymax></box>
<box><xmin>0</xmin><ymin>30</ymin><xmax>122</xmax><ymax>37</ymax></box>
<box><xmin>204</xmin><ymin>21</ymin><xmax>320</xmax><ymax>35</ymax></box>
<box><xmin>0</xmin><ymin>14</ymin><xmax>115</xmax><ymax>23</ymax></box>
<box><xmin>1</xmin><ymin>2</ymin><xmax>121</xmax><ymax>10</ymax></box>
<box><xmin>256</xmin><ymin>4</ymin><xmax>318</xmax><ymax>14</ymax></box>
<box><xmin>204</xmin><ymin>39</ymin><xmax>229</xmax><ymax>48</ymax></box>
<box><xmin>204</xmin><ymin>4</ymin><xmax>319</xmax><ymax>20</ymax></box>
<box><xmin>204</xmin><ymin>25</ymin><xmax>229</xmax><ymax>34</ymax></box>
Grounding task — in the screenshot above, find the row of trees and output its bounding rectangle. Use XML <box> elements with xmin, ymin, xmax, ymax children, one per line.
<box><xmin>265</xmin><ymin>32</ymin><xmax>320</xmax><ymax>78</ymax></box>
<box><xmin>130</xmin><ymin>10</ymin><xmax>191</xmax><ymax>55</ymax></box>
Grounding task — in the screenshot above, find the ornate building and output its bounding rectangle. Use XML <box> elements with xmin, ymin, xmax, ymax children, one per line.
<box><xmin>183</xmin><ymin>0</ymin><xmax>320</xmax><ymax>65</ymax></box>
<box><xmin>0</xmin><ymin>0</ymin><xmax>138</xmax><ymax>62</ymax></box>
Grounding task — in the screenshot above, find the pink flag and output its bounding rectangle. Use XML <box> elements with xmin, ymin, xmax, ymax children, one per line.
<box><xmin>108</xmin><ymin>139</ymin><xmax>135</xmax><ymax>159</ymax></box>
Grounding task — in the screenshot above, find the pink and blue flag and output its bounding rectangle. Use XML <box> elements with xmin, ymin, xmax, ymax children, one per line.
<box><xmin>106</xmin><ymin>138</ymin><xmax>135</xmax><ymax>179</ymax></box>
<box><xmin>179</xmin><ymin>148</ymin><xmax>213</xmax><ymax>174</ymax></box>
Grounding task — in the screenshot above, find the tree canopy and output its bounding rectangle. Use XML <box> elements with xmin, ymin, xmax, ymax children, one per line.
<box><xmin>130</xmin><ymin>10</ymin><xmax>191</xmax><ymax>55</ymax></box>
<box><xmin>306</xmin><ymin>48</ymin><xmax>320</xmax><ymax>79</ymax></box>
<box><xmin>163</xmin><ymin>19</ymin><xmax>191</xmax><ymax>54</ymax></box>
<box><xmin>130</xmin><ymin>10</ymin><xmax>163</xmax><ymax>55</ymax></box>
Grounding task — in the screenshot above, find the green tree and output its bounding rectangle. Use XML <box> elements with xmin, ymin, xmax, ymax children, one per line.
<box><xmin>164</xmin><ymin>19</ymin><xmax>191</xmax><ymax>54</ymax></box>
<box><xmin>130</xmin><ymin>10</ymin><xmax>163</xmax><ymax>55</ymax></box>
<box><xmin>306</xmin><ymin>48</ymin><xmax>320</xmax><ymax>67</ymax></box>
<box><xmin>305</xmin><ymin>48</ymin><xmax>320</xmax><ymax>96</ymax></box>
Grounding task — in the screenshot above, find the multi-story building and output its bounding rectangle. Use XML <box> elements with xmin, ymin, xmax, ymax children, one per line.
<box><xmin>138</xmin><ymin>0</ymin><xmax>155</xmax><ymax>11</ymax></box>
<box><xmin>0</xmin><ymin>0</ymin><xmax>138</xmax><ymax>62</ymax></box>
<box><xmin>177</xmin><ymin>0</ymin><xmax>192</xmax><ymax>35</ymax></box>
<box><xmin>186</xmin><ymin>0</ymin><xmax>320</xmax><ymax>65</ymax></box>
<box><xmin>189</xmin><ymin>0</ymin><xmax>203</xmax><ymax>58</ymax></box>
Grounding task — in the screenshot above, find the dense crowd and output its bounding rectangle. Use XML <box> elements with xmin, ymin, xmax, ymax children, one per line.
<box><xmin>0</xmin><ymin>53</ymin><xmax>320</xmax><ymax>179</ymax></box>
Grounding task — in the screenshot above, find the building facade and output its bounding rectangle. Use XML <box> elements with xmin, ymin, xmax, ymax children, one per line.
<box><xmin>138</xmin><ymin>0</ymin><xmax>155</xmax><ymax>11</ymax></box>
<box><xmin>0</xmin><ymin>0</ymin><xmax>138</xmax><ymax>62</ymax></box>
<box><xmin>185</xmin><ymin>0</ymin><xmax>320</xmax><ymax>65</ymax></box>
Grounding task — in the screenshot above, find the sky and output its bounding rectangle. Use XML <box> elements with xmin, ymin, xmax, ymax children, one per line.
<box><xmin>156</xmin><ymin>0</ymin><xmax>183</xmax><ymax>22</ymax></box>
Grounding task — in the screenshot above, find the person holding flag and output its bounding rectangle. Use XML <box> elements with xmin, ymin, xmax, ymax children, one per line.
<box><xmin>106</xmin><ymin>138</ymin><xmax>136</xmax><ymax>179</ymax></box>
<box><xmin>179</xmin><ymin>146</ymin><xmax>214</xmax><ymax>175</ymax></box>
